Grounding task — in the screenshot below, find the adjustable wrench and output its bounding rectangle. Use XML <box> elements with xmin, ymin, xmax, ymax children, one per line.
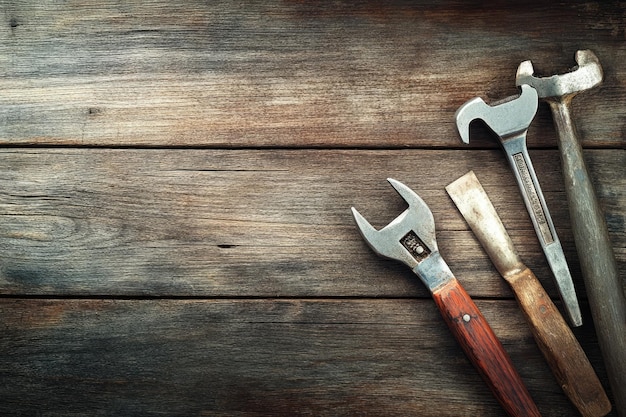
<box><xmin>351</xmin><ymin>179</ymin><xmax>541</xmax><ymax>417</ymax></box>
<box><xmin>516</xmin><ymin>50</ymin><xmax>626</xmax><ymax>416</ymax></box>
<box><xmin>455</xmin><ymin>85</ymin><xmax>582</xmax><ymax>327</ymax></box>
<box><xmin>447</xmin><ymin>171</ymin><xmax>611</xmax><ymax>417</ymax></box>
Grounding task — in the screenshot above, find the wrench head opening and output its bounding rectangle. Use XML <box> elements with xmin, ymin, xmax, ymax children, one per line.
<box><xmin>455</xmin><ymin>85</ymin><xmax>538</xmax><ymax>144</ymax></box>
<box><xmin>351</xmin><ymin>178</ymin><xmax>438</xmax><ymax>269</ymax></box>
<box><xmin>515</xmin><ymin>50</ymin><xmax>603</xmax><ymax>99</ymax></box>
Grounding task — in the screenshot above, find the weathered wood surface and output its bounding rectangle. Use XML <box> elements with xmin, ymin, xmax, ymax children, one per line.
<box><xmin>0</xmin><ymin>148</ymin><xmax>623</xmax><ymax>416</ymax></box>
<box><xmin>0</xmin><ymin>298</ymin><xmax>611</xmax><ymax>417</ymax></box>
<box><xmin>0</xmin><ymin>149</ymin><xmax>622</xmax><ymax>298</ymax></box>
<box><xmin>0</xmin><ymin>1</ymin><xmax>624</xmax><ymax>148</ymax></box>
<box><xmin>0</xmin><ymin>1</ymin><xmax>625</xmax><ymax>416</ymax></box>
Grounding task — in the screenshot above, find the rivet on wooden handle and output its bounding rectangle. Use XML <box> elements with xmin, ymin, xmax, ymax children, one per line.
<box><xmin>446</xmin><ymin>170</ymin><xmax>612</xmax><ymax>416</ymax></box>
<box><xmin>432</xmin><ymin>277</ymin><xmax>542</xmax><ymax>417</ymax></box>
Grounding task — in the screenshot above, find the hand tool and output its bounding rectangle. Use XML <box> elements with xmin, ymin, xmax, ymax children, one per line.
<box><xmin>351</xmin><ymin>179</ymin><xmax>541</xmax><ymax>417</ymax></box>
<box><xmin>446</xmin><ymin>171</ymin><xmax>611</xmax><ymax>417</ymax></box>
<box><xmin>516</xmin><ymin>50</ymin><xmax>626</xmax><ymax>416</ymax></box>
<box><xmin>455</xmin><ymin>85</ymin><xmax>582</xmax><ymax>327</ymax></box>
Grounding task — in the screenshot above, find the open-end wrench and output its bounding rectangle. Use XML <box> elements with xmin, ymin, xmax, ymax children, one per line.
<box><xmin>447</xmin><ymin>171</ymin><xmax>611</xmax><ymax>417</ymax></box>
<box><xmin>351</xmin><ymin>179</ymin><xmax>541</xmax><ymax>417</ymax></box>
<box><xmin>516</xmin><ymin>50</ymin><xmax>626</xmax><ymax>416</ymax></box>
<box><xmin>455</xmin><ymin>85</ymin><xmax>582</xmax><ymax>327</ymax></box>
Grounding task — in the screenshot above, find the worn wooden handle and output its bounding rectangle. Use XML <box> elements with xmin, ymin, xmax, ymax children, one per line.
<box><xmin>432</xmin><ymin>278</ymin><xmax>541</xmax><ymax>417</ymax></box>
<box><xmin>508</xmin><ymin>268</ymin><xmax>611</xmax><ymax>417</ymax></box>
<box><xmin>550</xmin><ymin>99</ymin><xmax>626</xmax><ymax>416</ymax></box>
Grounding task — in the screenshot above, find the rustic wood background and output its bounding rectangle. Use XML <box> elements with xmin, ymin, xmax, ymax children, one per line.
<box><xmin>0</xmin><ymin>1</ymin><xmax>624</xmax><ymax>416</ymax></box>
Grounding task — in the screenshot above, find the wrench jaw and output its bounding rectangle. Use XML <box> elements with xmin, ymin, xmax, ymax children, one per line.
<box><xmin>351</xmin><ymin>178</ymin><xmax>439</xmax><ymax>273</ymax></box>
<box><xmin>455</xmin><ymin>85</ymin><xmax>538</xmax><ymax>143</ymax></box>
<box><xmin>351</xmin><ymin>207</ymin><xmax>418</xmax><ymax>269</ymax></box>
<box><xmin>515</xmin><ymin>50</ymin><xmax>603</xmax><ymax>99</ymax></box>
<box><xmin>386</xmin><ymin>178</ymin><xmax>438</xmax><ymax>254</ymax></box>
<box><xmin>454</xmin><ymin>97</ymin><xmax>487</xmax><ymax>144</ymax></box>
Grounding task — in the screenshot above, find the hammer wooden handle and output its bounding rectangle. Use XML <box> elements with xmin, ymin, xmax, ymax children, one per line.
<box><xmin>550</xmin><ymin>99</ymin><xmax>626</xmax><ymax>415</ymax></box>
<box><xmin>508</xmin><ymin>267</ymin><xmax>611</xmax><ymax>417</ymax></box>
<box><xmin>432</xmin><ymin>277</ymin><xmax>542</xmax><ymax>417</ymax></box>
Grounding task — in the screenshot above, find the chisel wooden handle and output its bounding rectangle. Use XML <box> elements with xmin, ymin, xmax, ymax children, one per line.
<box><xmin>446</xmin><ymin>171</ymin><xmax>610</xmax><ymax>416</ymax></box>
<box><xmin>508</xmin><ymin>267</ymin><xmax>611</xmax><ymax>417</ymax></box>
<box><xmin>432</xmin><ymin>277</ymin><xmax>542</xmax><ymax>417</ymax></box>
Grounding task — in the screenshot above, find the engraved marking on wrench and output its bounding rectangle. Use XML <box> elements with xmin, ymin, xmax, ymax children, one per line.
<box><xmin>401</xmin><ymin>231</ymin><xmax>431</xmax><ymax>261</ymax></box>
<box><xmin>513</xmin><ymin>153</ymin><xmax>554</xmax><ymax>244</ymax></box>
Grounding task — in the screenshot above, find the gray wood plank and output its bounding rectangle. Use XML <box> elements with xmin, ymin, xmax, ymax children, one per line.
<box><xmin>0</xmin><ymin>298</ymin><xmax>614</xmax><ymax>417</ymax></box>
<box><xmin>1</xmin><ymin>3</ymin><xmax>623</xmax><ymax>416</ymax></box>
<box><xmin>0</xmin><ymin>1</ymin><xmax>624</xmax><ymax>147</ymax></box>
<box><xmin>0</xmin><ymin>148</ymin><xmax>623</xmax><ymax>298</ymax></box>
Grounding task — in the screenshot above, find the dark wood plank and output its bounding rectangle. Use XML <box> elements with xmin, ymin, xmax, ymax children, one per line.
<box><xmin>0</xmin><ymin>298</ymin><xmax>614</xmax><ymax>417</ymax></box>
<box><xmin>1</xmin><ymin>3</ymin><xmax>624</xmax><ymax>415</ymax></box>
<box><xmin>0</xmin><ymin>1</ymin><xmax>624</xmax><ymax>147</ymax></box>
<box><xmin>0</xmin><ymin>148</ymin><xmax>623</xmax><ymax>298</ymax></box>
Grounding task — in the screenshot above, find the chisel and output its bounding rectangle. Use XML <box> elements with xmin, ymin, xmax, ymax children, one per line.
<box><xmin>446</xmin><ymin>171</ymin><xmax>611</xmax><ymax>417</ymax></box>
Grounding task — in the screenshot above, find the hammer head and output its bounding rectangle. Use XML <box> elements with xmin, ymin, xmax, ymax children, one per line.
<box><xmin>515</xmin><ymin>50</ymin><xmax>603</xmax><ymax>99</ymax></box>
<box><xmin>455</xmin><ymin>84</ymin><xmax>538</xmax><ymax>144</ymax></box>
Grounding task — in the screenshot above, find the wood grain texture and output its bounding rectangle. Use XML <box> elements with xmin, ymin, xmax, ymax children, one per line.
<box><xmin>0</xmin><ymin>298</ymin><xmax>610</xmax><ymax>417</ymax></box>
<box><xmin>0</xmin><ymin>1</ymin><xmax>624</xmax><ymax>415</ymax></box>
<box><xmin>0</xmin><ymin>148</ymin><xmax>622</xmax><ymax>298</ymax></box>
<box><xmin>509</xmin><ymin>268</ymin><xmax>611</xmax><ymax>417</ymax></box>
<box><xmin>0</xmin><ymin>1</ymin><xmax>624</xmax><ymax>147</ymax></box>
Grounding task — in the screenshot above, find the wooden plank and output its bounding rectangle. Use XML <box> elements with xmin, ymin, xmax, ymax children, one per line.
<box><xmin>0</xmin><ymin>298</ymin><xmax>613</xmax><ymax>417</ymax></box>
<box><xmin>0</xmin><ymin>148</ymin><xmax>623</xmax><ymax>297</ymax></box>
<box><xmin>0</xmin><ymin>1</ymin><xmax>624</xmax><ymax>147</ymax></box>
<box><xmin>1</xmin><ymin>3</ymin><xmax>623</xmax><ymax>416</ymax></box>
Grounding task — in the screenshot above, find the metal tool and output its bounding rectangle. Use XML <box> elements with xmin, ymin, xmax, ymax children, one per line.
<box><xmin>351</xmin><ymin>179</ymin><xmax>541</xmax><ymax>417</ymax></box>
<box><xmin>455</xmin><ymin>85</ymin><xmax>582</xmax><ymax>327</ymax></box>
<box><xmin>446</xmin><ymin>171</ymin><xmax>611</xmax><ymax>417</ymax></box>
<box><xmin>516</xmin><ymin>50</ymin><xmax>626</xmax><ymax>417</ymax></box>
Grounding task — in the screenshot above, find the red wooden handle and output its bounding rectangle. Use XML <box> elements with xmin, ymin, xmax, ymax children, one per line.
<box><xmin>432</xmin><ymin>278</ymin><xmax>541</xmax><ymax>417</ymax></box>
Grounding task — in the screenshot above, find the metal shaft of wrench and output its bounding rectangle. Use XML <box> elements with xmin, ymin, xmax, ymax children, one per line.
<box><xmin>455</xmin><ymin>85</ymin><xmax>582</xmax><ymax>327</ymax></box>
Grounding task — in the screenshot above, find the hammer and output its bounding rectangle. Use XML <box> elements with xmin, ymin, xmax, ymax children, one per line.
<box><xmin>516</xmin><ymin>50</ymin><xmax>626</xmax><ymax>416</ymax></box>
